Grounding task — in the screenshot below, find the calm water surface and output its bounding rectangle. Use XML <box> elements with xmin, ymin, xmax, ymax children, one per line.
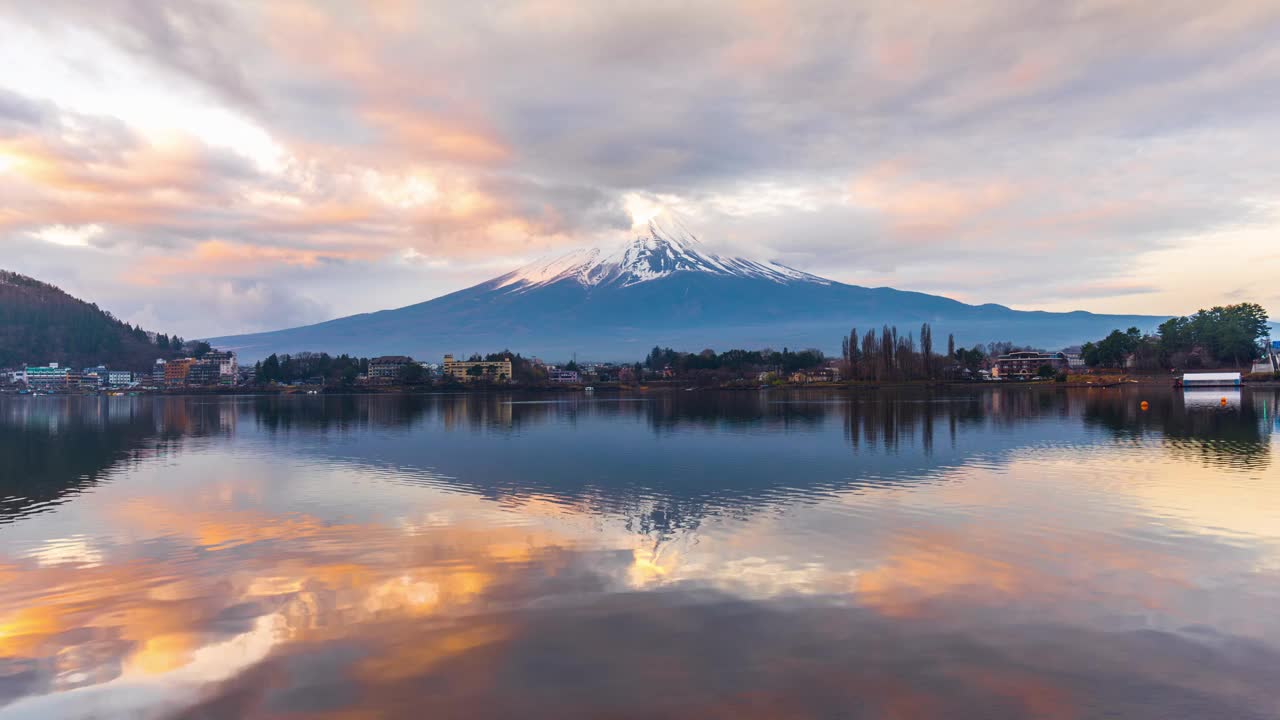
<box><xmin>2</xmin><ymin>388</ymin><xmax>1279</xmax><ymax>719</ymax></box>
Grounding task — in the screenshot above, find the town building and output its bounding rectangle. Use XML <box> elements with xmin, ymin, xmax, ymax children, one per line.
<box><xmin>82</xmin><ymin>365</ymin><xmax>109</xmax><ymax>386</ymax></box>
<box><xmin>106</xmin><ymin>370</ymin><xmax>134</xmax><ymax>387</ymax></box>
<box><xmin>152</xmin><ymin>359</ymin><xmax>167</xmax><ymax>385</ymax></box>
<box><xmin>441</xmin><ymin>355</ymin><xmax>512</xmax><ymax>382</ymax></box>
<box><xmin>1060</xmin><ymin>347</ymin><xmax>1087</xmax><ymax>369</ymax></box>
<box><xmin>187</xmin><ymin>359</ymin><xmax>223</xmax><ymax>386</ymax></box>
<box><xmin>204</xmin><ymin>350</ymin><xmax>238</xmax><ymax>384</ymax></box>
<box><xmin>788</xmin><ymin>367</ymin><xmax>842</xmax><ymax>384</ymax></box>
<box><xmin>66</xmin><ymin>371</ymin><xmax>96</xmax><ymax>389</ymax></box>
<box><xmin>369</xmin><ymin>356</ymin><xmax>415</xmax><ymax>383</ymax></box>
<box><xmin>992</xmin><ymin>351</ymin><xmax>1068</xmax><ymax>380</ymax></box>
<box><xmin>547</xmin><ymin>369</ymin><xmax>580</xmax><ymax>383</ymax></box>
<box><xmin>164</xmin><ymin>358</ymin><xmax>195</xmax><ymax>386</ymax></box>
<box><xmin>24</xmin><ymin>364</ymin><xmax>69</xmax><ymax>390</ymax></box>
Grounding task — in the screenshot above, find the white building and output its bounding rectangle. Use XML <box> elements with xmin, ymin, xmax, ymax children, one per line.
<box><xmin>106</xmin><ymin>370</ymin><xmax>134</xmax><ymax>387</ymax></box>
<box><xmin>204</xmin><ymin>350</ymin><xmax>238</xmax><ymax>384</ymax></box>
<box><xmin>1180</xmin><ymin>372</ymin><xmax>1241</xmax><ymax>388</ymax></box>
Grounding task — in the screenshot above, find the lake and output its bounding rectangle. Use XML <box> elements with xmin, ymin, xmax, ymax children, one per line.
<box><xmin>2</xmin><ymin>388</ymin><xmax>1279</xmax><ymax>719</ymax></box>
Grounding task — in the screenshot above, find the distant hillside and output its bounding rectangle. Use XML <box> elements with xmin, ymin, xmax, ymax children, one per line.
<box><xmin>0</xmin><ymin>270</ymin><xmax>182</xmax><ymax>371</ymax></box>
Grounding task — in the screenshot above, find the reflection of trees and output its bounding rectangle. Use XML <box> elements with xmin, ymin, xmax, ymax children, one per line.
<box><xmin>0</xmin><ymin>397</ymin><xmax>233</xmax><ymax>524</ymax></box>
<box><xmin>841</xmin><ymin>390</ymin><xmax>1051</xmax><ymax>454</ymax></box>
<box><xmin>1081</xmin><ymin>389</ymin><xmax>1273</xmax><ymax>470</ymax></box>
<box><xmin>13</xmin><ymin>389</ymin><xmax>1272</xmax><ymax>536</ymax></box>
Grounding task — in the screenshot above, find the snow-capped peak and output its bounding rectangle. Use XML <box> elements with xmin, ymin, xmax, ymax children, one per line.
<box><xmin>494</xmin><ymin>213</ymin><xmax>829</xmax><ymax>292</ymax></box>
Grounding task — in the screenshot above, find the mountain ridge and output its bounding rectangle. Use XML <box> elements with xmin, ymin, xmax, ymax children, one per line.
<box><xmin>206</xmin><ymin>221</ymin><xmax>1179</xmax><ymax>362</ymax></box>
<box><xmin>0</xmin><ymin>270</ymin><xmax>183</xmax><ymax>370</ymax></box>
<box><xmin>492</xmin><ymin>215</ymin><xmax>828</xmax><ymax>293</ymax></box>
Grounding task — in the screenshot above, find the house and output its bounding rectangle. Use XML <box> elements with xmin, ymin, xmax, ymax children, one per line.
<box><xmin>547</xmin><ymin>369</ymin><xmax>580</xmax><ymax>383</ymax></box>
<box><xmin>788</xmin><ymin>367</ymin><xmax>841</xmax><ymax>384</ymax></box>
<box><xmin>368</xmin><ymin>356</ymin><xmax>415</xmax><ymax>383</ymax></box>
<box><xmin>441</xmin><ymin>355</ymin><xmax>512</xmax><ymax>382</ymax></box>
<box><xmin>993</xmin><ymin>351</ymin><xmax>1068</xmax><ymax>380</ymax></box>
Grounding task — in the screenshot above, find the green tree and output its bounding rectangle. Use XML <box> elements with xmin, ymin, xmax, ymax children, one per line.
<box><xmin>1083</xmin><ymin>328</ymin><xmax>1142</xmax><ymax>368</ymax></box>
<box><xmin>1156</xmin><ymin>303</ymin><xmax>1271</xmax><ymax>367</ymax></box>
<box><xmin>258</xmin><ymin>354</ymin><xmax>281</xmax><ymax>383</ymax></box>
<box><xmin>398</xmin><ymin>363</ymin><xmax>425</xmax><ymax>384</ymax></box>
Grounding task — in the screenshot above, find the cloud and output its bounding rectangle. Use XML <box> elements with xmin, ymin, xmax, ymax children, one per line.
<box><xmin>3</xmin><ymin>1</ymin><xmax>1280</xmax><ymax>334</ymax></box>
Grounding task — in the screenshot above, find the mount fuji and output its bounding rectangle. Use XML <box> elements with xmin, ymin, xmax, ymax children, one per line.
<box><xmin>208</xmin><ymin>215</ymin><xmax>1168</xmax><ymax>362</ymax></box>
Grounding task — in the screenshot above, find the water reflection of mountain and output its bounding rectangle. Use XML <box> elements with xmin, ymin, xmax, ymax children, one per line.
<box><xmin>258</xmin><ymin>390</ymin><xmax>1221</xmax><ymax>539</ymax></box>
<box><xmin>0</xmin><ymin>397</ymin><xmax>236</xmax><ymax>524</ymax></box>
<box><xmin>6</xmin><ymin>389</ymin><xmax>1272</xmax><ymax>532</ymax></box>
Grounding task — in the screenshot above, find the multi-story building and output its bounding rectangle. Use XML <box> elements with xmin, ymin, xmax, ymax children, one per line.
<box><xmin>82</xmin><ymin>365</ymin><xmax>109</xmax><ymax>387</ymax></box>
<box><xmin>203</xmin><ymin>350</ymin><xmax>238</xmax><ymax>384</ymax></box>
<box><xmin>788</xmin><ymin>367</ymin><xmax>841</xmax><ymax>384</ymax></box>
<box><xmin>187</xmin><ymin>359</ymin><xmax>222</xmax><ymax>386</ymax></box>
<box><xmin>1060</xmin><ymin>347</ymin><xmax>1087</xmax><ymax>369</ymax></box>
<box><xmin>24</xmin><ymin>364</ymin><xmax>69</xmax><ymax>390</ymax></box>
<box><xmin>152</xmin><ymin>359</ymin><xmax>167</xmax><ymax>385</ymax></box>
<box><xmin>106</xmin><ymin>370</ymin><xmax>134</xmax><ymax>387</ymax></box>
<box><xmin>66</xmin><ymin>371</ymin><xmax>97</xmax><ymax>389</ymax></box>
<box><xmin>547</xmin><ymin>369</ymin><xmax>580</xmax><ymax>383</ymax></box>
<box><xmin>442</xmin><ymin>355</ymin><xmax>512</xmax><ymax>382</ymax></box>
<box><xmin>369</xmin><ymin>356</ymin><xmax>415</xmax><ymax>383</ymax></box>
<box><xmin>164</xmin><ymin>358</ymin><xmax>195</xmax><ymax>386</ymax></box>
<box><xmin>993</xmin><ymin>351</ymin><xmax>1068</xmax><ymax>380</ymax></box>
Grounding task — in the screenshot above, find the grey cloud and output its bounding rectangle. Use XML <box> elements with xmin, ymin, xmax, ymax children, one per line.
<box><xmin>3</xmin><ymin>1</ymin><xmax>1280</xmax><ymax>327</ymax></box>
<box><xmin>0</xmin><ymin>88</ymin><xmax>50</xmax><ymax>129</ymax></box>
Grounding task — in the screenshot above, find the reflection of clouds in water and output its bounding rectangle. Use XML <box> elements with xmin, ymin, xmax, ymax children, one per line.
<box><xmin>0</xmin><ymin>614</ymin><xmax>283</xmax><ymax>720</ymax></box>
<box><xmin>21</xmin><ymin>535</ymin><xmax>103</xmax><ymax>568</ymax></box>
<box><xmin>0</xmin><ymin>486</ymin><xmax>1276</xmax><ymax>719</ymax></box>
<box><xmin>1</xmin><ymin>391</ymin><xmax>1278</xmax><ymax>717</ymax></box>
<box><xmin>175</xmin><ymin>593</ymin><xmax>1280</xmax><ymax>720</ymax></box>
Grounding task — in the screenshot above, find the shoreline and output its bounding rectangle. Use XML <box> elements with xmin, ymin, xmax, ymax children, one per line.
<box><xmin>7</xmin><ymin>377</ymin><xmax>1279</xmax><ymax>397</ymax></box>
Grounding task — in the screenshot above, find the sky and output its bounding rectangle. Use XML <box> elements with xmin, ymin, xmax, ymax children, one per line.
<box><xmin>1</xmin><ymin>1</ymin><xmax>1278</xmax><ymax>338</ymax></box>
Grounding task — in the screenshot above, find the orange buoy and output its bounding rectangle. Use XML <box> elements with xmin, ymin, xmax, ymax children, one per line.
<box><xmin>1221</xmin><ymin>397</ymin><xmax>1228</xmax><ymax>406</ymax></box>
<box><xmin>1140</xmin><ymin>401</ymin><xmax>1149</xmax><ymax>411</ymax></box>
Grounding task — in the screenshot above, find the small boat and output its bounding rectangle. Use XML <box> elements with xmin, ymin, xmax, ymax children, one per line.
<box><xmin>584</xmin><ymin>386</ymin><xmax>595</xmax><ymax>393</ymax></box>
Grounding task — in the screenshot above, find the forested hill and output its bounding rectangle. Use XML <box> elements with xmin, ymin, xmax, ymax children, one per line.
<box><xmin>0</xmin><ymin>270</ymin><xmax>183</xmax><ymax>371</ymax></box>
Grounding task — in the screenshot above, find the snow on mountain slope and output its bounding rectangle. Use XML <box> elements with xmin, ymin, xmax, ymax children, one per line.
<box><xmin>495</xmin><ymin>212</ymin><xmax>828</xmax><ymax>292</ymax></box>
